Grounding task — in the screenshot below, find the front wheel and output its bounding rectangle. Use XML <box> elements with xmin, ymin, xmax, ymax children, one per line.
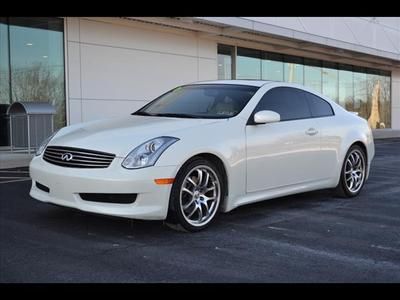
<box><xmin>335</xmin><ymin>145</ymin><xmax>367</xmax><ymax>197</ymax></box>
<box><xmin>165</xmin><ymin>158</ymin><xmax>224</xmax><ymax>232</ymax></box>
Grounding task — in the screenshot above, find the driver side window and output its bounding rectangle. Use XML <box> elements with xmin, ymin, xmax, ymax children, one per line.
<box><xmin>253</xmin><ymin>87</ymin><xmax>312</xmax><ymax>122</ymax></box>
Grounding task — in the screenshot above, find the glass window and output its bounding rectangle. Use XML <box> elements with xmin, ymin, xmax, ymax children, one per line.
<box><xmin>366</xmin><ymin>73</ymin><xmax>391</xmax><ymax>129</ymax></box>
<box><xmin>304</xmin><ymin>91</ymin><xmax>334</xmax><ymax>117</ymax></box>
<box><xmin>338</xmin><ymin>68</ymin><xmax>353</xmax><ymax>110</ymax></box>
<box><xmin>7</xmin><ymin>17</ymin><xmax>65</xmax><ymax>129</ymax></box>
<box><xmin>255</xmin><ymin>87</ymin><xmax>311</xmax><ymax>121</ymax></box>
<box><xmin>262</xmin><ymin>52</ymin><xmax>283</xmax><ymax>81</ymax></box>
<box><xmin>224</xmin><ymin>44</ymin><xmax>392</xmax><ymax>129</ymax></box>
<box><xmin>236</xmin><ymin>47</ymin><xmax>261</xmax><ymax>79</ymax></box>
<box><xmin>136</xmin><ymin>84</ymin><xmax>259</xmax><ymax>119</ymax></box>
<box><xmin>380</xmin><ymin>75</ymin><xmax>391</xmax><ymax>129</ymax></box>
<box><xmin>353</xmin><ymin>69</ymin><xmax>367</xmax><ymax>119</ymax></box>
<box><xmin>283</xmin><ymin>55</ymin><xmax>303</xmax><ymax>84</ymax></box>
<box><xmin>304</xmin><ymin>58</ymin><xmax>322</xmax><ymax>93</ymax></box>
<box><xmin>217</xmin><ymin>44</ymin><xmax>234</xmax><ymax>80</ymax></box>
<box><xmin>322</xmin><ymin>62</ymin><xmax>338</xmax><ymax>102</ymax></box>
<box><xmin>0</xmin><ymin>18</ymin><xmax>10</xmax><ymax>105</ymax></box>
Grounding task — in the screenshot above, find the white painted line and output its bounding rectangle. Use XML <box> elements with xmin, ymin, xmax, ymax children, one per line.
<box><xmin>0</xmin><ymin>176</ymin><xmax>28</xmax><ymax>179</ymax></box>
<box><xmin>0</xmin><ymin>178</ymin><xmax>31</xmax><ymax>184</ymax></box>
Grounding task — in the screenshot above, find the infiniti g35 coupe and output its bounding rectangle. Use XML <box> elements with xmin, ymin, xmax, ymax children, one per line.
<box><xmin>30</xmin><ymin>80</ymin><xmax>374</xmax><ymax>232</ymax></box>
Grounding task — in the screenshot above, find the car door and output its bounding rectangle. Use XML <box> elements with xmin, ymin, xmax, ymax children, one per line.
<box><xmin>245</xmin><ymin>87</ymin><xmax>321</xmax><ymax>193</ymax></box>
<box><xmin>302</xmin><ymin>90</ymin><xmax>338</xmax><ymax>180</ymax></box>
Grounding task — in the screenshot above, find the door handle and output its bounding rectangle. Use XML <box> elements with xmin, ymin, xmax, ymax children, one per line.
<box><xmin>305</xmin><ymin>128</ymin><xmax>318</xmax><ymax>136</ymax></box>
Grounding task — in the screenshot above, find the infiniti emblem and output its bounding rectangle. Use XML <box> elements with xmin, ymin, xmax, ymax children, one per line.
<box><xmin>61</xmin><ymin>153</ymin><xmax>73</xmax><ymax>161</ymax></box>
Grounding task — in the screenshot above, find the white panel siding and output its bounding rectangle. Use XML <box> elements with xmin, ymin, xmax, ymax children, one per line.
<box><xmin>81</xmin><ymin>99</ymin><xmax>147</xmax><ymax>122</ymax></box>
<box><xmin>68</xmin><ymin>99</ymin><xmax>82</xmax><ymax>124</ymax></box>
<box><xmin>66</xmin><ymin>42</ymin><xmax>81</xmax><ymax>99</ymax></box>
<box><xmin>229</xmin><ymin>17</ymin><xmax>400</xmax><ymax>60</ymax></box>
<box><xmin>79</xmin><ymin>19</ymin><xmax>200</xmax><ymax>58</ymax></box>
<box><xmin>198</xmin><ymin>58</ymin><xmax>218</xmax><ymax>81</ymax></box>
<box><xmin>66</xmin><ymin>17</ymin><xmax>80</xmax><ymax>42</ymax></box>
<box><xmin>79</xmin><ymin>43</ymin><xmax>199</xmax><ymax>100</ymax></box>
<box><xmin>65</xmin><ymin>17</ymin><xmax>218</xmax><ymax>125</ymax></box>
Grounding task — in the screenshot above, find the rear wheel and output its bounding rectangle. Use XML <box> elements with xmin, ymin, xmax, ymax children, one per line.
<box><xmin>165</xmin><ymin>158</ymin><xmax>224</xmax><ymax>232</ymax></box>
<box><xmin>335</xmin><ymin>145</ymin><xmax>367</xmax><ymax>197</ymax></box>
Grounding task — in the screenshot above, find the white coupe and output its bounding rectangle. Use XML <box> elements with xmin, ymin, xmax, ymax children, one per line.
<box><xmin>30</xmin><ymin>80</ymin><xmax>375</xmax><ymax>232</ymax></box>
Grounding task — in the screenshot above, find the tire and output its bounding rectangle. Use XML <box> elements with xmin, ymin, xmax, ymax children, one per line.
<box><xmin>165</xmin><ymin>158</ymin><xmax>225</xmax><ymax>232</ymax></box>
<box><xmin>335</xmin><ymin>145</ymin><xmax>367</xmax><ymax>198</ymax></box>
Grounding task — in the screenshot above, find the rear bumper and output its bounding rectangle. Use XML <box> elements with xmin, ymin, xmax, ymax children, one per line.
<box><xmin>29</xmin><ymin>155</ymin><xmax>178</xmax><ymax>220</ymax></box>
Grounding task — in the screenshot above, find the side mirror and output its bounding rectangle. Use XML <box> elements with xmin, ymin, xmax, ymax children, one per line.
<box><xmin>253</xmin><ymin>110</ymin><xmax>280</xmax><ymax>124</ymax></box>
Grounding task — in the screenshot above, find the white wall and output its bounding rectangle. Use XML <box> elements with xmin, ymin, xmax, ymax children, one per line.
<box><xmin>65</xmin><ymin>17</ymin><xmax>217</xmax><ymax>124</ymax></box>
<box><xmin>392</xmin><ymin>70</ymin><xmax>400</xmax><ymax>130</ymax></box>
<box><xmin>239</xmin><ymin>17</ymin><xmax>400</xmax><ymax>60</ymax></box>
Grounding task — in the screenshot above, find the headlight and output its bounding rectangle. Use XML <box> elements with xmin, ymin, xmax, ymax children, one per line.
<box><xmin>122</xmin><ymin>136</ymin><xmax>179</xmax><ymax>169</ymax></box>
<box><xmin>35</xmin><ymin>130</ymin><xmax>59</xmax><ymax>156</ymax></box>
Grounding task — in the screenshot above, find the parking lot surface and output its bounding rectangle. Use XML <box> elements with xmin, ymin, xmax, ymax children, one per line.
<box><xmin>1</xmin><ymin>139</ymin><xmax>400</xmax><ymax>283</ymax></box>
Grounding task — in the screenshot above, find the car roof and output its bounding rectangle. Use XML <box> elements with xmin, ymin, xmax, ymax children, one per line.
<box><xmin>190</xmin><ymin>80</ymin><xmax>274</xmax><ymax>87</ymax></box>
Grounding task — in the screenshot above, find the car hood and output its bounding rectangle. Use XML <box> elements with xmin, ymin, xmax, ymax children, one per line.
<box><xmin>49</xmin><ymin>115</ymin><xmax>223</xmax><ymax>157</ymax></box>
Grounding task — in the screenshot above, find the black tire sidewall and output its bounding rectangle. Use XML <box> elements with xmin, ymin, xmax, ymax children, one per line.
<box><xmin>167</xmin><ymin>158</ymin><xmax>225</xmax><ymax>232</ymax></box>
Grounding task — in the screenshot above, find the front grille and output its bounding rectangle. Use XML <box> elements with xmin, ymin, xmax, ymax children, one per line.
<box><xmin>80</xmin><ymin>193</ymin><xmax>137</xmax><ymax>204</ymax></box>
<box><xmin>43</xmin><ymin>146</ymin><xmax>115</xmax><ymax>168</ymax></box>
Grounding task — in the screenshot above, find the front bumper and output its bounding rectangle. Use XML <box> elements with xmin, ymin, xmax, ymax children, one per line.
<box><xmin>29</xmin><ymin>156</ymin><xmax>178</xmax><ymax>220</ymax></box>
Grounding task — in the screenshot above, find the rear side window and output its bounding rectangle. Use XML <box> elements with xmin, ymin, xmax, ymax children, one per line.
<box><xmin>303</xmin><ymin>91</ymin><xmax>334</xmax><ymax>118</ymax></box>
<box><xmin>254</xmin><ymin>87</ymin><xmax>312</xmax><ymax>121</ymax></box>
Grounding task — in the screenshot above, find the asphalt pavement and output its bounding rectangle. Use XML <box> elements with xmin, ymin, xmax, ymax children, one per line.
<box><xmin>1</xmin><ymin>139</ymin><xmax>400</xmax><ymax>282</ymax></box>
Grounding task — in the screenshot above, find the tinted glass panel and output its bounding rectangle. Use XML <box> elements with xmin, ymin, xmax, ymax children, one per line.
<box><xmin>0</xmin><ymin>18</ymin><xmax>10</xmax><ymax>105</ymax></box>
<box><xmin>338</xmin><ymin>69</ymin><xmax>353</xmax><ymax>109</ymax></box>
<box><xmin>7</xmin><ymin>17</ymin><xmax>65</xmax><ymax>129</ymax></box>
<box><xmin>284</xmin><ymin>55</ymin><xmax>303</xmax><ymax>84</ymax></box>
<box><xmin>218</xmin><ymin>44</ymin><xmax>233</xmax><ymax>80</ymax></box>
<box><xmin>322</xmin><ymin>65</ymin><xmax>338</xmax><ymax>103</ymax></box>
<box><xmin>237</xmin><ymin>47</ymin><xmax>261</xmax><ymax>79</ymax></box>
<box><xmin>304</xmin><ymin>91</ymin><xmax>334</xmax><ymax>117</ymax></box>
<box><xmin>256</xmin><ymin>87</ymin><xmax>312</xmax><ymax>121</ymax></box>
<box><xmin>262</xmin><ymin>53</ymin><xmax>283</xmax><ymax>81</ymax></box>
<box><xmin>304</xmin><ymin>59</ymin><xmax>322</xmax><ymax>93</ymax></box>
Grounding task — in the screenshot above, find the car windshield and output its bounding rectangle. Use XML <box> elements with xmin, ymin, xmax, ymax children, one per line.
<box><xmin>133</xmin><ymin>84</ymin><xmax>259</xmax><ymax>119</ymax></box>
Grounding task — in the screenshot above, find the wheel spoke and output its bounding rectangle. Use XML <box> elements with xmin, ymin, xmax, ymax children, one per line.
<box><xmin>204</xmin><ymin>186</ymin><xmax>216</xmax><ymax>193</ymax></box>
<box><xmin>202</xmin><ymin>195</ymin><xmax>216</xmax><ymax>202</ymax></box>
<box><xmin>202</xmin><ymin>172</ymin><xmax>210</xmax><ymax>187</ymax></box>
<box><xmin>197</xmin><ymin>204</ymin><xmax>203</xmax><ymax>221</ymax></box>
<box><xmin>182</xmin><ymin>187</ymin><xmax>193</xmax><ymax>196</ymax></box>
<box><xmin>187</xmin><ymin>177</ymin><xmax>197</xmax><ymax>187</ymax></box>
<box><xmin>187</xmin><ymin>204</ymin><xmax>198</xmax><ymax>218</ymax></box>
<box><xmin>201</xmin><ymin>200</ymin><xmax>209</xmax><ymax>215</ymax></box>
<box><xmin>183</xmin><ymin>198</ymin><xmax>195</xmax><ymax>210</ymax></box>
<box><xmin>196</xmin><ymin>169</ymin><xmax>203</xmax><ymax>186</ymax></box>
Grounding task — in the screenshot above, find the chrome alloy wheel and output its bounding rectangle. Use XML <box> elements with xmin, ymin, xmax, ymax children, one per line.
<box><xmin>179</xmin><ymin>165</ymin><xmax>221</xmax><ymax>227</ymax></box>
<box><xmin>344</xmin><ymin>149</ymin><xmax>366</xmax><ymax>193</ymax></box>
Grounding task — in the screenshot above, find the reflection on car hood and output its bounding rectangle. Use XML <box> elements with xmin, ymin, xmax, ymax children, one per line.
<box><xmin>48</xmin><ymin>115</ymin><xmax>223</xmax><ymax>157</ymax></box>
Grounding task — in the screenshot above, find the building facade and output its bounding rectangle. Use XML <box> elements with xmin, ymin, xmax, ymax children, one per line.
<box><xmin>1</xmin><ymin>17</ymin><xmax>400</xmax><ymax>146</ymax></box>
